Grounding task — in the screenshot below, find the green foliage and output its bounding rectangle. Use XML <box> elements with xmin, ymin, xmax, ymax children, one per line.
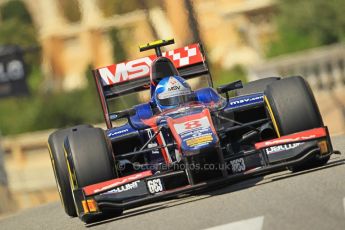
<box><xmin>0</xmin><ymin>0</ymin><xmax>39</xmax><ymax>72</ymax></box>
<box><xmin>0</xmin><ymin>0</ymin><xmax>32</xmax><ymax>23</ymax></box>
<box><xmin>0</xmin><ymin>1</ymin><xmax>44</xmax><ymax>135</ymax></box>
<box><xmin>31</xmin><ymin>79</ymin><xmax>104</xmax><ymax>131</ymax></box>
<box><xmin>0</xmin><ymin>18</ymin><xmax>39</xmax><ymax>69</ymax></box>
<box><xmin>267</xmin><ymin>0</ymin><xmax>345</xmax><ymax>57</ymax></box>
<box><xmin>0</xmin><ymin>18</ymin><xmax>37</xmax><ymax>47</ymax></box>
<box><xmin>109</xmin><ymin>28</ymin><xmax>127</xmax><ymax>61</ymax></box>
<box><xmin>0</xmin><ymin>68</ymin><xmax>104</xmax><ymax>135</ymax></box>
<box><xmin>213</xmin><ymin>65</ymin><xmax>247</xmax><ymax>87</ymax></box>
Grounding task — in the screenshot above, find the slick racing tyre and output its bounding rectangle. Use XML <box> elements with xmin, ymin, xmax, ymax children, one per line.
<box><xmin>48</xmin><ymin>124</ymin><xmax>92</xmax><ymax>217</ymax></box>
<box><xmin>234</xmin><ymin>77</ymin><xmax>280</xmax><ymax>96</ymax></box>
<box><xmin>64</xmin><ymin>127</ymin><xmax>123</xmax><ymax>219</ymax></box>
<box><xmin>264</xmin><ymin>76</ymin><xmax>330</xmax><ymax>171</ymax></box>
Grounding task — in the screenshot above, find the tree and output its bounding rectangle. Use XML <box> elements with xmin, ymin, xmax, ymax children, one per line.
<box><xmin>0</xmin><ymin>0</ymin><xmax>39</xmax><ymax>65</ymax></box>
<box><xmin>0</xmin><ymin>0</ymin><xmax>32</xmax><ymax>23</ymax></box>
<box><xmin>267</xmin><ymin>0</ymin><xmax>345</xmax><ymax>57</ymax></box>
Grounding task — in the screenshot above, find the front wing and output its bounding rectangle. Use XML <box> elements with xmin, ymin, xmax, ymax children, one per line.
<box><xmin>74</xmin><ymin>127</ymin><xmax>333</xmax><ymax>223</ymax></box>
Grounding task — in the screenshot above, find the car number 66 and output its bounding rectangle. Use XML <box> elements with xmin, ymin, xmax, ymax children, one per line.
<box><xmin>147</xmin><ymin>179</ymin><xmax>163</xmax><ymax>194</ymax></box>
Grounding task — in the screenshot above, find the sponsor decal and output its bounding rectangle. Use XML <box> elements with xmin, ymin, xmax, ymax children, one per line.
<box><xmin>99</xmin><ymin>57</ymin><xmax>152</xmax><ymax>86</ymax></box>
<box><xmin>83</xmin><ymin>170</ymin><xmax>152</xmax><ymax>195</ymax></box>
<box><xmin>184</xmin><ymin>120</ymin><xmax>202</xmax><ymax>130</ymax></box>
<box><xmin>147</xmin><ymin>179</ymin><xmax>163</xmax><ymax>194</ymax></box>
<box><xmin>227</xmin><ymin>94</ymin><xmax>264</xmax><ymax>108</ymax></box>
<box><xmin>167</xmin><ymin>76</ymin><xmax>180</xmax><ymax>91</ymax></box>
<box><xmin>186</xmin><ymin>134</ymin><xmax>213</xmax><ymax>147</ymax></box>
<box><xmin>102</xmin><ymin>180</ymin><xmax>140</xmax><ymax>194</ymax></box>
<box><xmin>168</xmin><ymin>85</ymin><xmax>180</xmax><ymax>91</ymax></box>
<box><xmin>255</xmin><ymin>127</ymin><xmax>327</xmax><ymax>149</ymax></box>
<box><xmin>108</xmin><ymin>128</ymin><xmax>129</xmax><ymax>137</ymax></box>
<box><xmin>97</xmin><ymin>44</ymin><xmax>203</xmax><ymax>86</ymax></box>
<box><xmin>265</xmin><ymin>142</ymin><xmax>303</xmax><ymax>155</ymax></box>
<box><xmin>230</xmin><ymin>158</ymin><xmax>246</xmax><ymax>173</ymax></box>
<box><xmin>167</xmin><ymin>109</ymin><xmax>218</xmax><ymax>151</ymax></box>
<box><xmin>173</xmin><ymin>116</ymin><xmax>210</xmax><ymax>135</ymax></box>
<box><xmin>158</xmin><ymin>77</ymin><xmax>191</xmax><ymax>99</ymax></box>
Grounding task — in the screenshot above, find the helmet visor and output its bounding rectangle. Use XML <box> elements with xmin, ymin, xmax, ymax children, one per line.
<box><xmin>158</xmin><ymin>93</ymin><xmax>195</xmax><ymax>107</ymax></box>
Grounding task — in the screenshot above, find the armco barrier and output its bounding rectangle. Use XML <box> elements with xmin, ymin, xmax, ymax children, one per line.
<box><xmin>247</xmin><ymin>43</ymin><xmax>345</xmax><ymax>90</ymax></box>
<box><xmin>247</xmin><ymin>43</ymin><xmax>345</xmax><ymax>135</ymax></box>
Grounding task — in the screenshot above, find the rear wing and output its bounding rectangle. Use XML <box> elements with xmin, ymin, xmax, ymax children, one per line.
<box><xmin>92</xmin><ymin>42</ymin><xmax>212</xmax><ymax>128</ymax></box>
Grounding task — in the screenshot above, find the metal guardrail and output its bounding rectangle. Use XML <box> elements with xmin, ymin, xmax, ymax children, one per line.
<box><xmin>1</xmin><ymin>124</ymin><xmax>106</xmax><ymax>191</ymax></box>
<box><xmin>0</xmin><ymin>142</ymin><xmax>7</xmax><ymax>186</ymax></box>
<box><xmin>248</xmin><ymin>43</ymin><xmax>345</xmax><ymax>90</ymax></box>
<box><xmin>0</xmin><ymin>135</ymin><xmax>16</xmax><ymax>214</ymax></box>
<box><xmin>2</xmin><ymin>123</ymin><xmax>105</xmax><ymax>165</ymax></box>
<box><xmin>1</xmin><ymin>125</ymin><xmax>104</xmax><ymax>211</ymax></box>
<box><xmin>247</xmin><ymin>43</ymin><xmax>345</xmax><ymax>135</ymax></box>
<box><xmin>2</xmin><ymin>129</ymin><xmax>52</xmax><ymax>164</ymax></box>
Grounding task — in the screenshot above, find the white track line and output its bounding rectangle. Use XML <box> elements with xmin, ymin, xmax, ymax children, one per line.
<box><xmin>205</xmin><ymin>216</ymin><xmax>264</xmax><ymax>230</ymax></box>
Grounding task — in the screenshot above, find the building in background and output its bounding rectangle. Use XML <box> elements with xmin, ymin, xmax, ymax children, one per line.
<box><xmin>0</xmin><ymin>0</ymin><xmax>275</xmax><ymax>91</ymax></box>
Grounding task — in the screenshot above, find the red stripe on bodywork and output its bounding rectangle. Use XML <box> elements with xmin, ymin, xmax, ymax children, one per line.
<box><xmin>255</xmin><ymin>127</ymin><xmax>327</xmax><ymax>149</ymax></box>
<box><xmin>155</xmin><ymin>128</ymin><xmax>171</xmax><ymax>163</ymax></box>
<box><xmin>83</xmin><ymin>170</ymin><xmax>152</xmax><ymax>196</ymax></box>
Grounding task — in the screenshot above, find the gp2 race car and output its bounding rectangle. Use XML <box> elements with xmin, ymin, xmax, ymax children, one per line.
<box><xmin>48</xmin><ymin>38</ymin><xmax>335</xmax><ymax>223</ymax></box>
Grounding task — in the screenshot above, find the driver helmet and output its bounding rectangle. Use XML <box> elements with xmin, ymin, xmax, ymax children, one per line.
<box><xmin>154</xmin><ymin>76</ymin><xmax>194</xmax><ymax>111</ymax></box>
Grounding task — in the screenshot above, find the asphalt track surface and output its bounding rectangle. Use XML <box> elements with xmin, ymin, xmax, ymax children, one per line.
<box><xmin>1</xmin><ymin>136</ymin><xmax>344</xmax><ymax>230</ymax></box>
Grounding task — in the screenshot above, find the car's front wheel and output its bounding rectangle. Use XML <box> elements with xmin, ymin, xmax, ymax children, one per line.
<box><xmin>64</xmin><ymin>127</ymin><xmax>123</xmax><ymax>221</ymax></box>
<box><xmin>48</xmin><ymin>125</ymin><xmax>92</xmax><ymax>217</ymax></box>
<box><xmin>264</xmin><ymin>76</ymin><xmax>330</xmax><ymax>171</ymax></box>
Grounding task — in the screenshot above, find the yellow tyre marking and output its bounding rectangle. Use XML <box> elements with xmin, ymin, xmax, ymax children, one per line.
<box><xmin>264</xmin><ymin>96</ymin><xmax>281</xmax><ymax>137</ymax></box>
<box><xmin>64</xmin><ymin>147</ymin><xmax>78</xmax><ymax>190</ymax></box>
<box><xmin>64</xmin><ymin>146</ymin><xmax>80</xmax><ymax>216</ymax></box>
<box><xmin>47</xmin><ymin>142</ymin><xmax>65</xmax><ymax>209</ymax></box>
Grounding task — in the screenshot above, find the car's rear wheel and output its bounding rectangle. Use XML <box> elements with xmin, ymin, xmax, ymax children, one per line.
<box><xmin>234</xmin><ymin>77</ymin><xmax>280</xmax><ymax>96</ymax></box>
<box><xmin>48</xmin><ymin>124</ymin><xmax>91</xmax><ymax>217</ymax></box>
<box><xmin>264</xmin><ymin>76</ymin><xmax>330</xmax><ymax>171</ymax></box>
<box><xmin>64</xmin><ymin>127</ymin><xmax>123</xmax><ymax>220</ymax></box>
